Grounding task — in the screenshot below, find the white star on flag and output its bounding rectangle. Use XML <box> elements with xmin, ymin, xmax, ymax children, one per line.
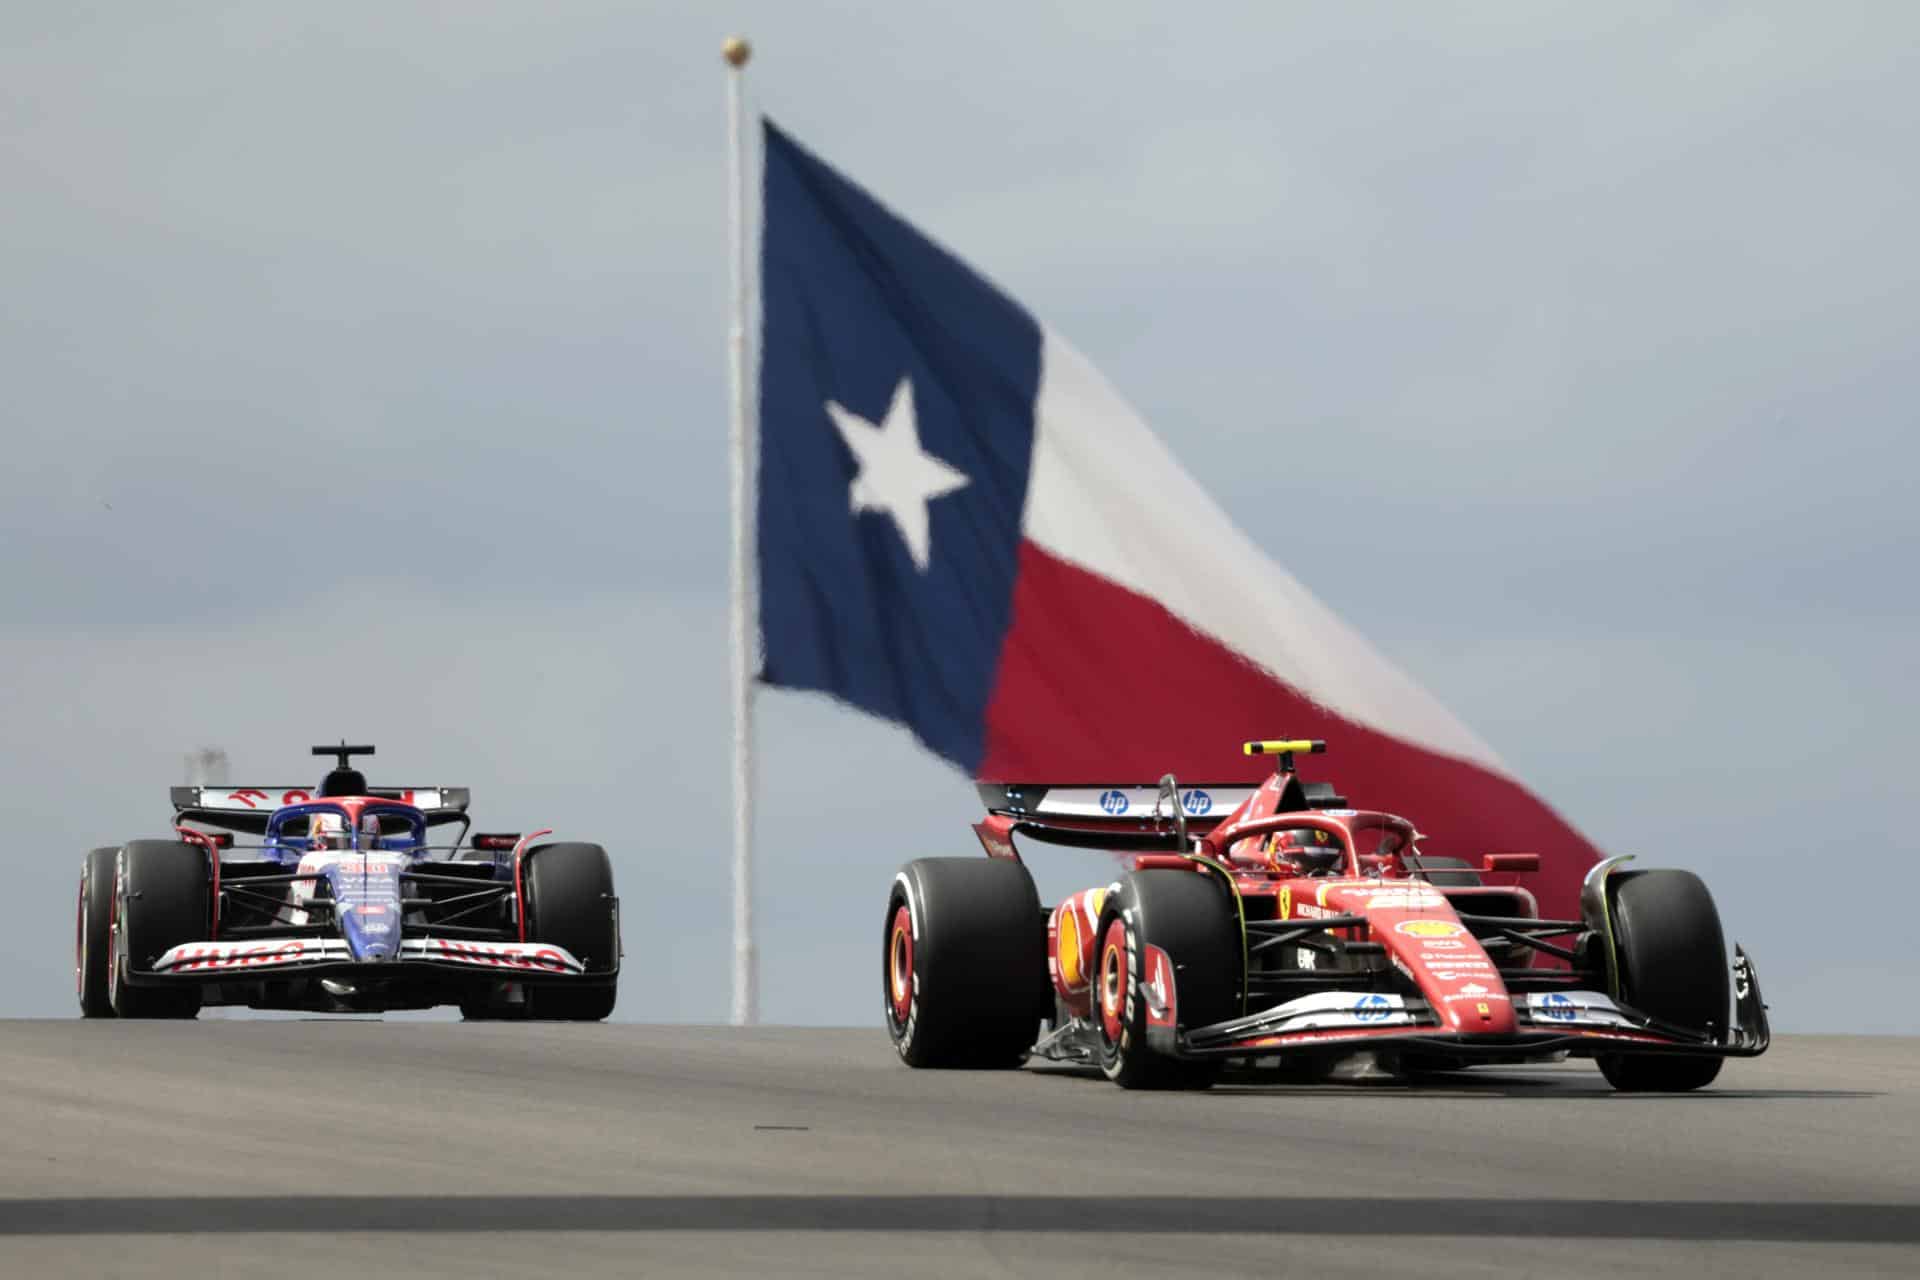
<box><xmin>823</xmin><ymin>378</ymin><xmax>970</xmax><ymax>571</ymax></box>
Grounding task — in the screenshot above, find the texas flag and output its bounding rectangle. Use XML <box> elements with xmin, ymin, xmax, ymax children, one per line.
<box><xmin>756</xmin><ymin>120</ymin><xmax>1600</xmax><ymax>915</ymax></box>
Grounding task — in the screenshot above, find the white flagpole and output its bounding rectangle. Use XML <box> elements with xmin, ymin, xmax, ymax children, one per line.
<box><xmin>723</xmin><ymin>35</ymin><xmax>759</xmax><ymax>1027</ymax></box>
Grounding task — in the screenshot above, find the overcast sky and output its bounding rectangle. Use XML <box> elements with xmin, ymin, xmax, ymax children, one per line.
<box><xmin>3</xmin><ymin>3</ymin><xmax>1914</xmax><ymax>1033</ymax></box>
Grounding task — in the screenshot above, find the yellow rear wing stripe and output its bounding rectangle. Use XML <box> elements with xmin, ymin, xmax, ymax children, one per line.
<box><xmin>1242</xmin><ymin>739</ymin><xmax>1325</xmax><ymax>757</ymax></box>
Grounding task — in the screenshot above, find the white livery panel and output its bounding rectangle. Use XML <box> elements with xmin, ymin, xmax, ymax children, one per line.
<box><xmin>178</xmin><ymin>786</ymin><xmax>458</xmax><ymax>812</ymax></box>
<box><xmin>1522</xmin><ymin>990</ymin><xmax>1639</xmax><ymax>1030</ymax></box>
<box><xmin>398</xmin><ymin>939</ymin><xmax>585</xmax><ymax>974</ymax></box>
<box><xmin>1036</xmin><ymin>786</ymin><xmax>1256</xmax><ymax>821</ymax></box>
<box><xmin>150</xmin><ymin>937</ymin><xmax>586</xmax><ymax>975</ymax></box>
<box><xmin>1260</xmin><ymin>990</ymin><xmax>1417</xmax><ymax>1031</ymax></box>
<box><xmin>154</xmin><ymin>939</ymin><xmax>354</xmax><ymax>972</ymax></box>
<box><xmin>1207</xmin><ymin>991</ymin><xmax>1421</xmax><ymax>1040</ymax></box>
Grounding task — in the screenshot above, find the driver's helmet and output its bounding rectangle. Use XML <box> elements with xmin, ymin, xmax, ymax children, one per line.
<box><xmin>306</xmin><ymin>812</ymin><xmax>346</xmax><ymax>851</ymax></box>
<box><xmin>1267</xmin><ymin>826</ymin><xmax>1343</xmax><ymax>874</ymax></box>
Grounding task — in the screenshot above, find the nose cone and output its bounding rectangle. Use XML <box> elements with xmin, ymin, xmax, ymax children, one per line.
<box><xmin>340</xmin><ymin>902</ymin><xmax>400</xmax><ymax>961</ymax></box>
<box><xmin>1380</xmin><ymin>916</ymin><xmax>1515</xmax><ymax>1034</ymax></box>
<box><xmin>324</xmin><ymin>859</ymin><xmax>404</xmax><ymax>962</ymax></box>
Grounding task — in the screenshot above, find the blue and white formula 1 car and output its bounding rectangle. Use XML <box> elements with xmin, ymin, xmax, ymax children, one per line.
<box><xmin>75</xmin><ymin>745</ymin><xmax>619</xmax><ymax>1020</ymax></box>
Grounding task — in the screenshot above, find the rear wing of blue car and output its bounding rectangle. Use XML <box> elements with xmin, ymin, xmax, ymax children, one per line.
<box><xmin>170</xmin><ymin>785</ymin><xmax>472</xmax><ymax>834</ymax></box>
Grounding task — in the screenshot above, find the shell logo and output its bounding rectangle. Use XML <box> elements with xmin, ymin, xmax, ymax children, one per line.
<box><xmin>1056</xmin><ymin>907</ymin><xmax>1085</xmax><ymax>989</ymax></box>
<box><xmin>1395</xmin><ymin>919</ymin><xmax>1466</xmax><ymax>939</ymax></box>
<box><xmin>1053</xmin><ymin>888</ymin><xmax>1108</xmax><ymax>992</ymax></box>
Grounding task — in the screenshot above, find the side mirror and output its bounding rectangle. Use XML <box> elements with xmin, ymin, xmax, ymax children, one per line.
<box><xmin>1482</xmin><ymin>853</ymin><xmax>1540</xmax><ymax>873</ymax></box>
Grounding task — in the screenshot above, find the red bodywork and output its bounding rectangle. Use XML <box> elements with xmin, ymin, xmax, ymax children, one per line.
<box><xmin>991</xmin><ymin>764</ymin><xmax>1764</xmax><ymax>1062</ymax></box>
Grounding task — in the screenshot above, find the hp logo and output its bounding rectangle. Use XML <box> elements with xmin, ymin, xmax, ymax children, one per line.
<box><xmin>1098</xmin><ymin>790</ymin><xmax>1130</xmax><ymax>815</ymax></box>
<box><xmin>1539</xmin><ymin>992</ymin><xmax>1576</xmax><ymax>1023</ymax></box>
<box><xmin>1354</xmin><ymin>994</ymin><xmax>1391</xmax><ymax>1023</ymax></box>
<box><xmin>1180</xmin><ymin>789</ymin><xmax>1212</xmax><ymax>816</ymax></box>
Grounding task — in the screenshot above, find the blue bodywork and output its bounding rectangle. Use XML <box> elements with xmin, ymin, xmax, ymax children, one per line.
<box><xmin>261</xmin><ymin>802</ymin><xmax>505</xmax><ymax>964</ymax></box>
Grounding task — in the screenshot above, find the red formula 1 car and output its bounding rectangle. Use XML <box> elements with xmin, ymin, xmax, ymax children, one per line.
<box><xmin>76</xmin><ymin>744</ymin><xmax>620</xmax><ymax>1020</ymax></box>
<box><xmin>883</xmin><ymin>739</ymin><xmax>1767</xmax><ymax>1091</ymax></box>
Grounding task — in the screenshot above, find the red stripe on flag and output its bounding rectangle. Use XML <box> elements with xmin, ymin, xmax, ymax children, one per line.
<box><xmin>980</xmin><ymin>543</ymin><xmax>1599</xmax><ymax>917</ymax></box>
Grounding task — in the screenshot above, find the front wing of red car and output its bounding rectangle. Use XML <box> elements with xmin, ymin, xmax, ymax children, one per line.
<box><xmin>1165</xmin><ymin>946</ymin><xmax>1769</xmax><ymax>1062</ymax></box>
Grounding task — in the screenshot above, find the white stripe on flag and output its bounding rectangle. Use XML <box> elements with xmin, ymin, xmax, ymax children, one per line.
<box><xmin>1022</xmin><ymin>329</ymin><xmax>1505</xmax><ymax>775</ymax></box>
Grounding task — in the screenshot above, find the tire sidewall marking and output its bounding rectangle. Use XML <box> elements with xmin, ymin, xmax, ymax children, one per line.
<box><xmin>108</xmin><ymin>853</ymin><xmax>124</xmax><ymax>1011</ymax></box>
<box><xmin>75</xmin><ymin>874</ymin><xmax>87</xmax><ymax>1000</ymax></box>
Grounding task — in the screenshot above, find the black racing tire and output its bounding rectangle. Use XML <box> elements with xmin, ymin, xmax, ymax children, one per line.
<box><xmin>76</xmin><ymin>847</ymin><xmax>118</xmax><ymax>1018</ymax></box>
<box><xmin>521</xmin><ymin>842</ymin><xmax>619</xmax><ymax>1021</ymax></box>
<box><xmin>1094</xmin><ymin>869</ymin><xmax>1240</xmax><ymax>1090</ymax></box>
<box><xmin>884</xmin><ymin>858</ymin><xmax>1047</xmax><ymax>1068</ymax></box>
<box><xmin>110</xmin><ymin>840</ymin><xmax>207</xmax><ymax>1020</ymax></box>
<box><xmin>1597</xmin><ymin>869</ymin><xmax>1727</xmax><ymax>1092</ymax></box>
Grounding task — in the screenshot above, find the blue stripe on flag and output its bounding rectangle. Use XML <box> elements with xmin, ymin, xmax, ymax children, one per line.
<box><xmin>757</xmin><ymin>120</ymin><xmax>1040</xmax><ymax>770</ymax></box>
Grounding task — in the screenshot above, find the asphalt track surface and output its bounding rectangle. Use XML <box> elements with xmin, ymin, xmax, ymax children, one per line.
<box><xmin>0</xmin><ymin>1024</ymin><xmax>1913</xmax><ymax>1278</ymax></box>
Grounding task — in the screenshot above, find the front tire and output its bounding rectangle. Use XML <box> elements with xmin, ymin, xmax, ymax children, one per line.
<box><xmin>1094</xmin><ymin>869</ymin><xmax>1240</xmax><ymax>1090</ymax></box>
<box><xmin>520</xmin><ymin>842</ymin><xmax>619</xmax><ymax>1021</ymax></box>
<box><xmin>884</xmin><ymin>858</ymin><xmax>1047</xmax><ymax>1068</ymax></box>
<box><xmin>77</xmin><ymin>847</ymin><xmax>118</xmax><ymax>1018</ymax></box>
<box><xmin>110</xmin><ymin>840</ymin><xmax>206</xmax><ymax>1020</ymax></box>
<box><xmin>1597</xmin><ymin>869</ymin><xmax>1727</xmax><ymax>1092</ymax></box>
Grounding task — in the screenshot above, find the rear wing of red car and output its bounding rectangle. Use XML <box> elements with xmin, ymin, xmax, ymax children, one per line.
<box><xmin>971</xmin><ymin>780</ymin><xmax>1342</xmax><ymax>859</ymax></box>
<box><xmin>977</xmin><ymin>755</ymin><xmax>1352</xmax><ymax>860</ymax></box>
<box><xmin>975</xmin><ymin>741</ymin><xmax>1352</xmax><ymax>858</ymax></box>
<box><xmin>974</xmin><ymin>781</ymin><xmax>1257</xmax><ymax>849</ymax></box>
<box><xmin>169</xmin><ymin>785</ymin><xmax>473</xmax><ymax>834</ymax></box>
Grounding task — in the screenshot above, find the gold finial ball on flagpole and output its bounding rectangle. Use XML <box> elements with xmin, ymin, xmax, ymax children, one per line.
<box><xmin>722</xmin><ymin>36</ymin><xmax>752</xmax><ymax>68</ymax></box>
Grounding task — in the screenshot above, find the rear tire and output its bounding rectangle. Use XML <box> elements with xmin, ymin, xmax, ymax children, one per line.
<box><xmin>110</xmin><ymin>840</ymin><xmax>206</xmax><ymax>1020</ymax></box>
<box><xmin>885</xmin><ymin>858</ymin><xmax>1047</xmax><ymax>1068</ymax></box>
<box><xmin>521</xmin><ymin>842</ymin><xmax>619</xmax><ymax>1021</ymax></box>
<box><xmin>1597</xmin><ymin>869</ymin><xmax>1727</xmax><ymax>1092</ymax></box>
<box><xmin>1094</xmin><ymin>869</ymin><xmax>1239</xmax><ymax>1090</ymax></box>
<box><xmin>77</xmin><ymin>847</ymin><xmax>118</xmax><ymax>1018</ymax></box>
